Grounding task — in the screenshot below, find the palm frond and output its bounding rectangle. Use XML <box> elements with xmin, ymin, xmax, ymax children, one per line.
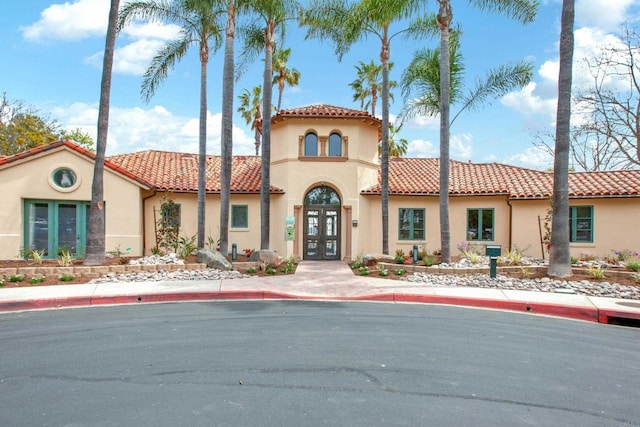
<box><xmin>141</xmin><ymin>38</ymin><xmax>191</xmax><ymax>103</ymax></box>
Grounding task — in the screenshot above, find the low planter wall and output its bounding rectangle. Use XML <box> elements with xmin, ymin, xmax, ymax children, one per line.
<box><xmin>0</xmin><ymin>263</ymin><xmax>207</xmax><ymax>279</ymax></box>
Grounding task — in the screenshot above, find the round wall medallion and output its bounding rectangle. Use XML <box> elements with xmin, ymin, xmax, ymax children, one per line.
<box><xmin>50</xmin><ymin>167</ymin><xmax>80</xmax><ymax>192</ymax></box>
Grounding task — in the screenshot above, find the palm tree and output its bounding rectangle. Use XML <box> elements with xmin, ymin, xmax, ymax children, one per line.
<box><xmin>304</xmin><ymin>0</ymin><xmax>432</xmax><ymax>255</ymax></box>
<box><xmin>378</xmin><ymin>122</ymin><xmax>408</xmax><ymax>157</ymax></box>
<box><xmin>84</xmin><ymin>0</ymin><xmax>120</xmax><ymax>266</ymax></box>
<box><xmin>349</xmin><ymin>60</ymin><xmax>397</xmax><ymax>117</ymax></box>
<box><xmin>272</xmin><ymin>46</ymin><xmax>301</xmax><ymax>112</ymax></box>
<box><xmin>243</xmin><ymin>0</ymin><xmax>301</xmax><ymax>250</ymax></box>
<box><xmin>400</xmin><ymin>30</ymin><xmax>533</xmax><ymax>133</ymax></box>
<box><xmin>118</xmin><ymin>0</ymin><xmax>222</xmax><ymax>249</ymax></box>
<box><xmin>434</xmin><ymin>0</ymin><xmax>537</xmax><ymax>263</ymax></box>
<box><xmin>237</xmin><ymin>86</ymin><xmax>263</xmax><ymax>155</ymax></box>
<box><xmin>548</xmin><ymin>0</ymin><xmax>575</xmax><ymax>278</ymax></box>
<box><xmin>219</xmin><ymin>0</ymin><xmax>249</xmax><ymax>257</ymax></box>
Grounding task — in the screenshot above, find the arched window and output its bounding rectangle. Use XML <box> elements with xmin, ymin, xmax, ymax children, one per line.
<box><xmin>328</xmin><ymin>132</ymin><xmax>342</xmax><ymax>156</ymax></box>
<box><xmin>304</xmin><ymin>186</ymin><xmax>340</xmax><ymax>206</ymax></box>
<box><xmin>304</xmin><ymin>132</ymin><xmax>318</xmax><ymax>156</ymax></box>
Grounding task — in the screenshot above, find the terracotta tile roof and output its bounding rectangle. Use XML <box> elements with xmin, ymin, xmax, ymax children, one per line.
<box><xmin>107</xmin><ymin>150</ymin><xmax>284</xmax><ymax>194</ymax></box>
<box><xmin>361</xmin><ymin>158</ymin><xmax>640</xmax><ymax>199</ymax></box>
<box><xmin>273</xmin><ymin>104</ymin><xmax>381</xmax><ymax>123</ymax></box>
<box><xmin>0</xmin><ymin>140</ymin><xmax>152</xmax><ymax>189</ymax></box>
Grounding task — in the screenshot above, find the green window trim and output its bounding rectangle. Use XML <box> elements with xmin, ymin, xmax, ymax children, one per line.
<box><xmin>467</xmin><ymin>208</ymin><xmax>494</xmax><ymax>241</ymax></box>
<box><xmin>570</xmin><ymin>205</ymin><xmax>594</xmax><ymax>243</ymax></box>
<box><xmin>398</xmin><ymin>208</ymin><xmax>425</xmax><ymax>240</ymax></box>
<box><xmin>231</xmin><ymin>205</ymin><xmax>249</xmax><ymax>228</ymax></box>
<box><xmin>23</xmin><ymin>199</ymin><xmax>98</xmax><ymax>259</ymax></box>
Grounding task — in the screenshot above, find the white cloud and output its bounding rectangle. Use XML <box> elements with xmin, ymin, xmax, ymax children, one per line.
<box><xmin>576</xmin><ymin>0</ymin><xmax>639</xmax><ymax>32</ymax></box>
<box><xmin>407</xmin><ymin>139</ymin><xmax>437</xmax><ymax>158</ymax></box>
<box><xmin>504</xmin><ymin>146</ymin><xmax>554</xmax><ymax>170</ymax></box>
<box><xmin>450</xmin><ymin>133</ymin><xmax>473</xmax><ymax>161</ymax></box>
<box><xmin>51</xmin><ymin>103</ymin><xmax>254</xmax><ymax>156</ymax></box>
<box><xmin>21</xmin><ymin>0</ymin><xmax>109</xmax><ymax>42</ymax></box>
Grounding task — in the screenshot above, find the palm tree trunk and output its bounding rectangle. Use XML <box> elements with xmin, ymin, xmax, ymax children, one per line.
<box><xmin>438</xmin><ymin>1</ymin><xmax>452</xmax><ymax>264</ymax></box>
<box><xmin>380</xmin><ymin>44</ymin><xmax>390</xmax><ymax>255</ymax></box>
<box><xmin>219</xmin><ymin>4</ymin><xmax>236</xmax><ymax>257</ymax></box>
<box><xmin>197</xmin><ymin>41</ymin><xmax>208</xmax><ymax>249</ymax></box>
<box><xmin>260</xmin><ymin>23</ymin><xmax>275</xmax><ymax>250</ymax></box>
<box><xmin>85</xmin><ymin>0</ymin><xmax>119</xmax><ymax>266</ymax></box>
<box><xmin>548</xmin><ymin>0</ymin><xmax>574</xmax><ymax>278</ymax></box>
<box><xmin>277</xmin><ymin>77</ymin><xmax>284</xmax><ymax>112</ymax></box>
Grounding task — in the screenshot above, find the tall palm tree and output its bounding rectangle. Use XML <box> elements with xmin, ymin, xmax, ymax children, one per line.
<box><xmin>243</xmin><ymin>0</ymin><xmax>301</xmax><ymax>250</ymax></box>
<box><xmin>400</xmin><ymin>30</ymin><xmax>533</xmax><ymax>132</ymax></box>
<box><xmin>548</xmin><ymin>0</ymin><xmax>575</xmax><ymax>278</ymax></box>
<box><xmin>85</xmin><ymin>0</ymin><xmax>120</xmax><ymax>266</ymax></box>
<box><xmin>434</xmin><ymin>0</ymin><xmax>537</xmax><ymax>263</ymax></box>
<box><xmin>349</xmin><ymin>60</ymin><xmax>397</xmax><ymax>117</ymax></box>
<box><xmin>304</xmin><ymin>0</ymin><xmax>432</xmax><ymax>255</ymax></box>
<box><xmin>118</xmin><ymin>0</ymin><xmax>222</xmax><ymax>249</ymax></box>
<box><xmin>272</xmin><ymin>46</ymin><xmax>301</xmax><ymax>112</ymax></box>
<box><xmin>237</xmin><ymin>86</ymin><xmax>263</xmax><ymax>155</ymax></box>
<box><xmin>219</xmin><ymin>0</ymin><xmax>249</xmax><ymax>257</ymax></box>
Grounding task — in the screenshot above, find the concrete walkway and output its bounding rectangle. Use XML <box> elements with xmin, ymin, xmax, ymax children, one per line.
<box><xmin>1</xmin><ymin>261</ymin><xmax>639</xmax><ymax>325</ymax></box>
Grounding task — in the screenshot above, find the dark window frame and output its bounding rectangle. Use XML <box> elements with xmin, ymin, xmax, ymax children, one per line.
<box><xmin>231</xmin><ymin>205</ymin><xmax>249</xmax><ymax>228</ymax></box>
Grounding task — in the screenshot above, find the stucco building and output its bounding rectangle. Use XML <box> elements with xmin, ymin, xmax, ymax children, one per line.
<box><xmin>1</xmin><ymin>104</ymin><xmax>638</xmax><ymax>261</ymax></box>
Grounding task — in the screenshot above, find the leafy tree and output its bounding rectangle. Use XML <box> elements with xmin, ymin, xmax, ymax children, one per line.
<box><xmin>433</xmin><ymin>0</ymin><xmax>537</xmax><ymax>263</ymax></box>
<box><xmin>243</xmin><ymin>0</ymin><xmax>301</xmax><ymax>250</ymax></box>
<box><xmin>85</xmin><ymin>0</ymin><xmax>120</xmax><ymax>265</ymax></box>
<box><xmin>60</xmin><ymin>128</ymin><xmax>95</xmax><ymax>151</ymax></box>
<box><xmin>237</xmin><ymin>85</ymin><xmax>263</xmax><ymax>154</ymax></box>
<box><xmin>0</xmin><ymin>94</ymin><xmax>59</xmax><ymax>156</ymax></box>
<box><xmin>349</xmin><ymin>60</ymin><xmax>397</xmax><ymax>116</ymax></box>
<box><xmin>304</xmin><ymin>0</ymin><xmax>432</xmax><ymax>255</ymax></box>
<box><xmin>272</xmin><ymin>46</ymin><xmax>301</xmax><ymax>112</ymax></box>
<box><xmin>548</xmin><ymin>0</ymin><xmax>575</xmax><ymax>278</ymax></box>
<box><xmin>118</xmin><ymin>0</ymin><xmax>223</xmax><ymax>249</ymax></box>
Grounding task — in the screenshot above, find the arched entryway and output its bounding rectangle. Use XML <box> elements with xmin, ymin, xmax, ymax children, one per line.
<box><xmin>303</xmin><ymin>185</ymin><xmax>341</xmax><ymax>260</ymax></box>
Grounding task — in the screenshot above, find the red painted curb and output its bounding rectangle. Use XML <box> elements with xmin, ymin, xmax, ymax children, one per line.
<box><xmin>0</xmin><ymin>291</ymin><xmax>624</xmax><ymax>325</ymax></box>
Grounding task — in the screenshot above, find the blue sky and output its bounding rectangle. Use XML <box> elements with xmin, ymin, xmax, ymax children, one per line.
<box><xmin>1</xmin><ymin>0</ymin><xmax>639</xmax><ymax>169</ymax></box>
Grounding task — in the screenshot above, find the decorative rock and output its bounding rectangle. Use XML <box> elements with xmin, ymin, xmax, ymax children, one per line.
<box><xmin>196</xmin><ymin>248</ymin><xmax>232</xmax><ymax>270</ymax></box>
<box><xmin>362</xmin><ymin>253</ymin><xmax>396</xmax><ymax>265</ymax></box>
<box><xmin>249</xmin><ymin>249</ymin><xmax>283</xmax><ymax>268</ymax></box>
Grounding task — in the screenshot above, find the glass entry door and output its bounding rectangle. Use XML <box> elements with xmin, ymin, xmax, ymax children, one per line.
<box><xmin>303</xmin><ymin>207</ymin><xmax>340</xmax><ymax>260</ymax></box>
<box><xmin>25</xmin><ymin>200</ymin><xmax>90</xmax><ymax>258</ymax></box>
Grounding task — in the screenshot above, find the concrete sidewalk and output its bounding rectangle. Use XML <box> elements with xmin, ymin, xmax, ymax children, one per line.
<box><xmin>1</xmin><ymin>261</ymin><xmax>639</xmax><ymax>325</ymax></box>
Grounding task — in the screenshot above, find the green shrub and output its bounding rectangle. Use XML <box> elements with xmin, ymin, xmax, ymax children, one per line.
<box><xmin>266</xmin><ymin>267</ymin><xmax>276</xmax><ymax>275</ymax></box>
<box><xmin>9</xmin><ymin>274</ymin><xmax>25</xmax><ymax>283</ymax></box>
<box><xmin>626</xmin><ymin>260</ymin><xmax>640</xmax><ymax>272</ymax></box>
<box><xmin>393</xmin><ymin>268</ymin><xmax>405</xmax><ymax>276</ymax></box>
<box><xmin>59</xmin><ymin>274</ymin><xmax>74</xmax><ymax>282</ymax></box>
<box><xmin>359</xmin><ymin>266</ymin><xmax>370</xmax><ymax>276</ymax></box>
<box><xmin>246</xmin><ymin>267</ymin><xmax>256</xmax><ymax>274</ymax></box>
<box><xmin>570</xmin><ymin>256</ymin><xmax>578</xmax><ymax>265</ymax></box>
<box><xmin>379</xmin><ymin>268</ymin><xmax>389</xmax><ymax>277</ymax></box>
<box><xmin>394</xmin><ymin>249</ymin><xmax>405</xmax><ymax>264</ymax></box>
<box><xmin>588</xmin><ymin>265</ymin><xmax>606</xmax><ymax>279</ymax></box>
<box><xmin>422</xmin><ymin>256</ymin><xmax>435</xmax><ymax>266</ymax></box>
<box><xmin>29</xmin><ymin>275</ymin><xmax>45</xmax><ymax>284</ymax></box>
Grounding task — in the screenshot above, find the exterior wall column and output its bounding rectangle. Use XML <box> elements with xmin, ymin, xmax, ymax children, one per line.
<box><xmin>343</xmin><ymin>205</ymin><xmax>352</xmax><ymax>262</ymax></box>
<box><xmin>294</xmin><ymin>205</ymin><xmax>302</xmax><ymax>259</ymax></box>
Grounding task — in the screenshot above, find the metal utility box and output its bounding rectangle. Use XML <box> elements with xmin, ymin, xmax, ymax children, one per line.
<box><xmin>485</xmin><ymin>245</ymin><xmax>502</xmax><ymax>258</ymax></box>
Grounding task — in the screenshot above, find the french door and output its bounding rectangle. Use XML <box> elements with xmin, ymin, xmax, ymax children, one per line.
<box><xmin>303</xmin><ymin>206</ymin><xmax>340</xmax><ymax>260</ymax></box>
<box><xmin>24</xmin><ymin>200</ymin><xmax>90</xmax><ymax>258</ymax></box>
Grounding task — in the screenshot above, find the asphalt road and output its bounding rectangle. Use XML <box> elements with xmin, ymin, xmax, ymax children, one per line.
<box><xmin>1</xmin><ymin>301</ymin><xmax>639</xmax><ymax>426</ymax></box>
